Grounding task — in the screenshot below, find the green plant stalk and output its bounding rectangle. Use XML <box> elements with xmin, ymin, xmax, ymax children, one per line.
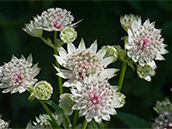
<box><xmin>39</xmin><ymin>36</ymin><xmax>55</xmax><ymax>49</ymax></box>
<box><xmin>72</xmin><ymin>110</ymin><xmax>79</xmax><ymax>128</ymax></box>
<box><xmin>39</xmin><ymin>100</ymin><xmax>61</xmax><ymax>129</ymax></box>
<box><xmin>81</xmin><ymin>119</ymin><xmax>88</xmax><ymax>129</ymax></box>
<box><xmin>105</xmin><ymin>61</ymin><xmax>127</xmax><ymax>129</ymax></box>
<box><xmin>53</xmin><ymin>31</ymin><xmax>63</xmax><ymax>95</ymax></box>
<box><xmin>118</xmin><ymin>61</ymin><xmax>127</xmax><ymax>92</ymax></box>
<box><xmin>63</xmin><ymin>112</ymin><xmax>71</xmax><ymax>129</ymax></box>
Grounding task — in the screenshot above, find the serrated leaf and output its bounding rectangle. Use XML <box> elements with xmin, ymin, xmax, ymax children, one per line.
<box><xmin>116</xmin><ymin>112</ymin><xmax>151</xmax><ymax>128</ymax></box>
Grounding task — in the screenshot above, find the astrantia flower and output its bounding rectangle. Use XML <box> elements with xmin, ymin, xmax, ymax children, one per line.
<box><xmin>137</xmin><ymin>64</ymin><xmax>155</xmax><ymax>82</ymax></box>
<box><xmin>60</xmin><ymin>26</ymin><xmax>77</xmax><ymax>43</ymax></box>
<box><xmin>40</xmin><ymin>8</ymin><xmax>75</xmax><ymax>31</ymax></box>
<box><xmin>23</xmin><ymin>19</ymin><xmax>43</xmax><ymax>38</ymax></box>
<box><xmin>0</xmin><ymin>55</ymin><xmax>40</xmax><ymax>94</ymax></box>
<box><xmin>120</xmin><ymin>14</ymin><xmax>140</xmax><ymax>32</ymax></box>
<box><xmin>54</xmin><ymin>39</ymin><xmax>118</xmax><ymax>87</ymax></box>
<box><xmin>32</xmin><ymin>113</ymin><xmax>62</xmax><ymax>128</ymax></box>
<box><xmin>71</xmin><ymin>76</ymin><xmax>125</xmax><ymax>123</ymax></box>
<box><xmin>32</xmin><ymin>81</ymin><xmax>53</xmax><ymax>100</ymax></box>
<box><xmin>153</xmin><ymin>112</ymin><xmax>172</xmax><ymax>129</ymax></box>
<box><xmin>126</xmin><ymin>17</ymin><xmax>168</xmax><ymax>69</ymax></box>
<box><xmin>0</xmin><ymin>115</ymin><xmax>9</xmax><ymax>129</ymax></box>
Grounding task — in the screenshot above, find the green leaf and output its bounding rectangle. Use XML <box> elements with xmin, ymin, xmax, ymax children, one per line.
<box><xmin>116</xmin><ymin>112</ymin><xmax>151</xmax><ymax>128</ymax></box>
<box><xmin>45</xmin><ymin>100</ymin><xmax>63</xmax><ymax>114</ymax></box>
<box><xmin>88</xmin><ymin>120</ymin><xmax>105</xmax><ymax>129</ymax></box>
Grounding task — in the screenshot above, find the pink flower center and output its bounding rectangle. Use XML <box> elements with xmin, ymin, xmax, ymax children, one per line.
<box><xmin>53</xmin><ymin>17</ymin><xmax>64</xmax><ymax>29</ymax></box>
<box><xmin>14</xmin><ymin>70</ymin><xmax>23</xmax><ymax>86</ymax></box>
<box><xmin>89</xmin><ymin>90</ymin><xmax>105</xmax><ymax>105</ymax></box>
<box><xmin>137</xmin><ymin>38</ymin><xmax>148</xmax><ymax>51</ymax></box>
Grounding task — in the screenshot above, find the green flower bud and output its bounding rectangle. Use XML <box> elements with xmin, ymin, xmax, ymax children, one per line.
<box><xmin>137</xmin><ymin>64</ymin><xmax>156</xmax><ymax>82</ymax></box>
<box><xmin>23</xmin><ymin>20</ymin><xmax>43</xmax><ymax>38</ymax></box>
<box><xmin>60</xmin><ymin>26</ymin><xmax>77</xmax><ymax>43</ymax></box>
<box><xmin>33</xmin><ymin>81</ymin><xmax>53</xmax><ymax>100</ymax></box>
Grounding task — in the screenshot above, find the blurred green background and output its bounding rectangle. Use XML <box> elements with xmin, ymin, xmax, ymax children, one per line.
<box><xmin>0</xmin><ymin>1</ymin><xmax>172</xmax><ymax>128</ymax></box>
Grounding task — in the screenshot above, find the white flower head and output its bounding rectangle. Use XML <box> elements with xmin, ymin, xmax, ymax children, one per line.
<box><xmin>0</xmin><ymin>115</ymin><xmax>9</xmax><ymax>129</ymax></box>
<box><xmin>126</xmin><ymin>18</ymin><xmax>168</xmax><ymax>69</ymax></box>
<box><xmin>54</xmin><ymin>39</ymin><xmax>118</xmax><ymax>87</ymax></box>
<box><xmin>32</xmin><ymin>81</ymin><xmax>53</xmax><ymax>100</ymax></box>
<box><xmin>23</xmin><ymin>19</ymin><xmax>43</xmax><ymax>38</ymax></box>
<box><xmin>40</xmin><ymin>8</ymin><xmax>75</xmax><ymax>31</ymax></box>
<box><xmin>60</xmin><ymin>26</ymin><xmax>77</xmax><ymax>43</ymax></box>
<box><xmin>137</xmin><ymin>64</ymin><xmax>156</xmax><ymax>82</ymax></box>
<box><xmin>0</xmin><ymin>55</ymin><xmax>40</xmax><ymax>94</ymax></box>
<box><xmin>71</xmin><ymin>76</ymin><xmax>126</xmax><ymax>123</ymax></box>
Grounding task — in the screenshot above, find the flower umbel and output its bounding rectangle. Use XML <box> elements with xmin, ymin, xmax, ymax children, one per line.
<box><xmin>71</xmin><ymin>76</ymin><xmax>125</xmax><ymax>123</ymax></box>
<box><xmin>40</xmin><ymin>8</ymin><xmax>75</xmax><ymax>31</ymax></box>
<box><xmin>54</xmin><ymin>39</ymin><xmax>118</xmax><ymax>87</ymax></box>
<box><xmin>0</xmin><ymin>55</ymin><xmax>40</xmax><ymax>94</ymax></box>
<box><xmin>0</xmin><ymin>115</ymin><xmax>9</xmax><ymax>129</ymax></box>
<box><xmin>32</xmin><ymin>81</ymin><xmax>53</xmax><ymax>100</ymax></box>
<box><xmin>60</xmin><ymin>26</ymin><xmax>77</xmax><ymax>43</ymax></box>
<box><xmin>126</xmin><ymin>16</ymin><xmax>168</xmax><ymax>69</ymax></box>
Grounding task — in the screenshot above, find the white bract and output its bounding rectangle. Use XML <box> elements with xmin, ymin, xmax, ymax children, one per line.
<box><xmin>33</xmin><ymin>113</ymin><xmax>62</xmax><ymax>128</ymax></box>
<box><xmin>71</xmin><ymin>76</ymin><xmax>125</xmax><ymax>123</ymax></box>
<box><xmin>23</xmin><ymin>19</ymin><xmax>43</xmax><ymax>38</ymax></box>
<box><xmin>32</xmin><ymin>81</ymin><xmax>53</xmax><ymax>100</ymax></box>
<box><xmin>54</xmin><ymin>39</ymin><xmax>118</xmax><ymax>87</ymax></box>
<box><xmin>0</xmin><ymin>115</ymin><xmax>9</xmax><ymax>129</ymax></box>
<box><xmin>126</xmin><ymin>17</ymin><xmax>168</xmax><ymax>69</ymax></box>
<box><xmin>0</xmin><ymin>55</ymin><xmax>40</xmax><ymax>94</ymax></box>
<box><xmin>120</xmin><ymin>14</ymin><xmax>140</xmax><ymax>32</ymax></box>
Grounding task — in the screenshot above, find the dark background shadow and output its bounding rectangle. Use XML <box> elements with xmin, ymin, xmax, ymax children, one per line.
<box><xmin>0</xmin><ymin>1</ymin><xmax>171</xmax><ymax>128</ymax></box>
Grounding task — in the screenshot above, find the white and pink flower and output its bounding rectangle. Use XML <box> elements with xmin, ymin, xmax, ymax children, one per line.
<box><xmin>126</xmin><ymin>17</ymin><xmax>168</xmax><ymax>69</ymax></box>
<box><xmin>0</xmin><ymin>55</ymin><xmax>40</xmax><ymax>94</ymax></box>
<box><xmin>71</xmin><ymin>76</ymin><xmax>125</xmax><ymax>123</ymax></box>
<box><xmin>54</xmin><ymin>39</ymin><xmax>118</xmax><ymax>87</ymax></box>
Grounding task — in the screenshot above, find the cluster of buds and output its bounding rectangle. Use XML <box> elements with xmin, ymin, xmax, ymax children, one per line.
<box><xmin>0</xmin><ymin>115</ymin><xmax>9</xmax><ymax>129</ymax></box>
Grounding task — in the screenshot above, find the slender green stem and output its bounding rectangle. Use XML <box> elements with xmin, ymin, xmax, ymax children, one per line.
<box><xmin>72</xmin><ymin>110</ymin><xmax>79</xmax><ymax>128</ymax></box>
<box><xmin>105</xmin><ymin>61</ymin><xmax>127</xmax><ymax>129</ymax></box>
<box><xmin>39</xmin><ymin>100</ymin><xmax>61</xmax><ymax>129</ymax></box>
<box><xmin>63</xmin><ymin>112</ymin><xmax>71</xmax><ymax>129</ymax></box>
<box><xmin>118</xmin><ymin>62</ymin><xmax>127</xmax><ymax>92</ymax></box>
<box><xmin>81</xmin><ymin>119</ymin><xmax>88</xmax><ymax>129</ymax></box>
<box><xmin>53</xmin><ymin>31</ymin><xmax>63</xmax><ymax>95</ymax></box>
